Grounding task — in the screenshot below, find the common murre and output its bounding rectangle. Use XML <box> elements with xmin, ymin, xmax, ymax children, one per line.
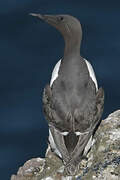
<box><xmin>30</xmin><ymin>13</ymin><xmax>104</xmax><ymax>175</ymax></box>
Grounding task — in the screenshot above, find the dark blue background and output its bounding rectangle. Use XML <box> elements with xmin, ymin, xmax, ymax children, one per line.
<box><xmin>0</xmin><ymin>0</ymin><xmax>120</xmax><ymax>179</ymax></box>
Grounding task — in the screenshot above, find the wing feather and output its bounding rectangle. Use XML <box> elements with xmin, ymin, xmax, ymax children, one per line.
<box><xmin>43</xmin><ymin>61</ymin><xmax>104</xmax><ymax>173</ymax></box>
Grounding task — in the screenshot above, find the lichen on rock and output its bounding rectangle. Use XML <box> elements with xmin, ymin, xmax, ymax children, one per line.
<box><xmin>11</xmin><ymin>110</ymin><xmax>120</xmax><ymax>180</ymax></box>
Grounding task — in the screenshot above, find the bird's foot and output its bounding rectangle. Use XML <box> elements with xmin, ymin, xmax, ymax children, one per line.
<box><xmin>64</xmin><ymin>162</ymin><xmax>78</xmax><ymax>176</ymax></box>
<box><xmin>82</xmin><ymin>155</ymin><xmax>88</xmax><ymax>161</ymax></box>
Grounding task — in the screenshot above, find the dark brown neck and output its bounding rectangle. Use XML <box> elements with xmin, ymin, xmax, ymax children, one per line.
<box><xmin>63</xmin><ymin>34</ymin><xmax>81</xmax><ymax>58</ymax></box>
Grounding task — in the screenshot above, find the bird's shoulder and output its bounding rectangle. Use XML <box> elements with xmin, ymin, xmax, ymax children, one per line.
<box><xmin>83</xmin><ymin>58</ymin><xmax>98</xmax><ymax>91</ymax></box>
<box><xmin>50</xmin><ymin>59</ymin><xmax>62</xmax><ymax>87</ymax></box>
<box><xmin>50</xmin><ymin>58</ymin><xmax>98</xmax><ymax>92</ymax></box>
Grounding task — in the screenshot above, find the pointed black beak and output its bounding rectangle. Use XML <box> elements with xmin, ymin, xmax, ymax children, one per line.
<box><xmin>29</xmin><ymin>13</ymin><xmax>58</xmax><ymax>28</ymax></box>
<box><xmin>29</xmin><ymin>13</ymin><xmax>45</xmax><ymax>20</ymax></box>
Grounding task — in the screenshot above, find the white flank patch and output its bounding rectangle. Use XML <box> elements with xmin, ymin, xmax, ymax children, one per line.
<box><xmin>49</xmin><ymin>129</ymin><xmax>62</xmax><ymax>158</ymax></box>
<box><xmin>84</xmin><ymin>135</ymin><xmax>93</xmax><ymax>155</ymax></box>
<box><xmin>50</xmin><ymin>59</ymin><xmax>61</xmax><ymax>87</ymax></box>
<box><xmin>84</xmin><ymin>59</ymin><xmax>98</xmax><ymax>91</ymax></box>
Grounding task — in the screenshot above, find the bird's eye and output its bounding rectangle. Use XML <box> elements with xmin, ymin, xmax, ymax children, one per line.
<box><xmin>60</xmin><ymin>16</ymin><xmax>64</xmax><ymax>21</ymax></box>
<box><xmin>58</xmin><ymin>16</ymin><xmax>64</xmax><ymax>22</ymax></box>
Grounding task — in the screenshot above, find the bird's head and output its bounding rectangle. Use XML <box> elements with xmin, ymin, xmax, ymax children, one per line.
<box><xmin>30</xmin><ymin>13</ymin><xmax>82</xmax><ymax>41</ymax></box>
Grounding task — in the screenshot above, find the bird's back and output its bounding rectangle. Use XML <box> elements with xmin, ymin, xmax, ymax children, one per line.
<box><xmin>43</xmin><ymin>55</ymin><xmax>104</xmax><ymax>176</ymax></box>
<box><xmin>50</xmin><ymin>56</ymin><xmax>97</xmax><ymax>132</ymax></box>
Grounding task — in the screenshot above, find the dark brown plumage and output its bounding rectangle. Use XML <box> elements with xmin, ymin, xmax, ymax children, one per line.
<box><xmin>30</xmin><ymin>13</ymin><xmax>104</xmax><ymax>175</ymax></box>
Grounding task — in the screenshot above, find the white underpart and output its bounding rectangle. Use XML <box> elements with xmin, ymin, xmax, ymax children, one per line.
<box><xmin>83</xmin><ymin>135</ymin><xmax>93</xmax><ymax>155</ymax></box>
<box><xmin>48</xmin><ymin>129</ymin><xmax>62</xmax><ymax>158</ymax></box>
<box><xmin>50</xmin><ymin>59</ymin><xmax>61</xmax><ymax>87</ymax></box>
<box><xmin>84</xmin><ymin>59</ymin><xmax>98</xmax><ymax>91</ymax></box>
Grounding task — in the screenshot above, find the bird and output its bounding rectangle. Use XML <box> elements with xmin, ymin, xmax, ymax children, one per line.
<box><xmin>30</xmin><ymin>13</ymin><xmax>104</xmax><ymax>175</ymax></box>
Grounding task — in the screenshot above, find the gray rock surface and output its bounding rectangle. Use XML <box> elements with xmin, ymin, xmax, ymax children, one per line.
<box><xmin>11</xmin><ymin>110</ymin><xmax>120</xmax><ymax>180</ymax></box>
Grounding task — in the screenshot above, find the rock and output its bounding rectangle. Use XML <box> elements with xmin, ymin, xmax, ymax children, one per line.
<box><xmin>10</xmin><ymin>110</ymin><xmax>120</xmax><ymax>180</ymax></box>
